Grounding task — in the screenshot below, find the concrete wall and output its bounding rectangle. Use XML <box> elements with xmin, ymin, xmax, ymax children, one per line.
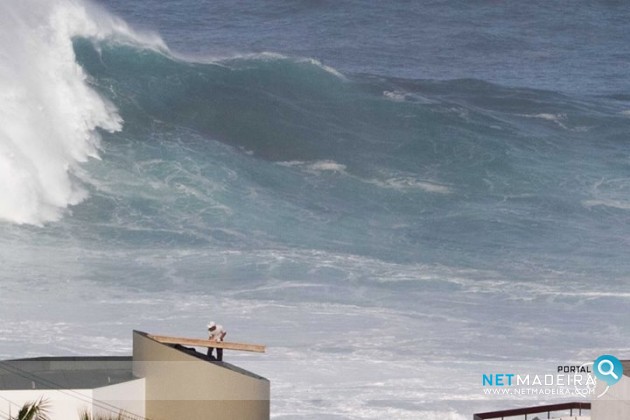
<box><xmin>92</xmin><ymin>378</ymin><xmax>146</xmax><ymax>419</ymax></box>
<box><xmin>592</xmin><ymin>375</ymin><xmax>630</xmax><ymax>419</ymax></box>
<box><xmin>132</xmin><ymin>331</ymin><xmax>270</xmax><ymax>420</ymax></box>
<box><xmin>0</xmin><ymin>389</ymin><xmax>92</xmax><ymax>419</ymax></box>
<box><xmin>0</xmin><ymin>380</ymin><xmax>145</xmax><ymax>420</ymax></box>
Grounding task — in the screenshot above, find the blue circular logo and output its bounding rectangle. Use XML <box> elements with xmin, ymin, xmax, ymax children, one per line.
<box><xmin>594</xmin><ymin>355</ymin><xmax>624</xmax><ymax>386</ymax></box>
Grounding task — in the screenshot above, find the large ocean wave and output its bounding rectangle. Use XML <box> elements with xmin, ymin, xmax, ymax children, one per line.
<box><xmin>0</xmin><ymin>0</ymin><xmax>165</xmax><ymax>225</ymax></box>
<box><xmin>4</xmin><ymin>0</ymin><xmax>630</xmax><ymax>280</ymax></box>
<box><xmin>3</xmin><ymin>1</ymin><xmax>630</xmax><ymax>418</ymax></box>
<box><xmin>22</xmin><ymin>29</ymin><xmax>618</xmax><ymax>275</ymax></box>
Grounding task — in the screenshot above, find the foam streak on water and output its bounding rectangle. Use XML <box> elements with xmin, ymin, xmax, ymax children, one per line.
<box><xmin>2</xmin><ymin>1</ymin><xmax>630</xmax><ymax>419</ymax></box>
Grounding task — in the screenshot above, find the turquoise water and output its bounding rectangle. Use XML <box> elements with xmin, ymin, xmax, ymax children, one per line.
<box><xmin>1</xmin><ymin>1</ymin><xmax>629</xmax><ymax>418</ymax></box>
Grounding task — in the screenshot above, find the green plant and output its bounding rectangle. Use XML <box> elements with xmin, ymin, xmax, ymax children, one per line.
<box><xmin>13</xmin><ymin>398</ymin><xmax>50</xmax><ymax>420</ymax></box>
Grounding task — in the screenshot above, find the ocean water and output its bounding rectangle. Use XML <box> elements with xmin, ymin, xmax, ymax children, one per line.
<box><xmin>1</xmin><ymin>0</ymin><xmax>630</xmax><ymax>418</ymax></box>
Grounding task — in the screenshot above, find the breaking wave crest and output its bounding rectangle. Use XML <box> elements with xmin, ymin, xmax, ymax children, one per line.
<box><xmin>0</xmin><ymin>0</ymin><xmax>164</xmax><ymax>225</ymax></box>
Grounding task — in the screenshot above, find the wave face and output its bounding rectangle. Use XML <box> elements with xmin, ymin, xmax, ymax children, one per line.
<box><xmin>0</xmin><ymin>0</ymin><xmax>165</xmax><ymax>224</ymax></box>
<box><xmin>64</xmin><ymin>38</ymin><xmax>630</xmax><ymax>278</ymax></box>
<box><xmin>2</xmin><ymin>1</ymin><xmax>630</xmax><ymax>418</ymax></box>
<box><xmin>4</xmin><ymin>1</ymin><xmax>629</xmax><ymax>277</ymax></box>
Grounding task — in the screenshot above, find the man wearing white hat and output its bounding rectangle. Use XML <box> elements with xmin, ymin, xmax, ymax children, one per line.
<box><xmin>207</xmin><ymin>322</ymin><xmax>227</xmax><ymax>361</ymax></box>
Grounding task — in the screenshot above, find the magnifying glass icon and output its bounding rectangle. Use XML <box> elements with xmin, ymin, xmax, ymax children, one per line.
<box><xmin>598</xmin><ymin>359</ymin><xmax>619</xmax><ymax>380</ymax></box>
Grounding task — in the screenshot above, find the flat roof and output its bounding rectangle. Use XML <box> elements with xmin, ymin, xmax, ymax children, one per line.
<box><xmin>168</xmin><ymin>343</ymin><xmax>268</xmax><ymax>381</ymax></box>
<box><xmin>135</xmin><ymin>330</ymin><xmax>268</xmax><ymax>382</ymax></box>
<box><xmin>0</xmin><ymin>357</ymin><xmax>135</xmax><ymax>391</ymax></box>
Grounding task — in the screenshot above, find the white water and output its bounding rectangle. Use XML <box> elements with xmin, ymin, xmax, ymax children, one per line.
<box><xmin>2</xmin><ymin>2</ymin><xmax>629</xmax><ymax>419</ymax></box>
<box><xmin>0</xmin><ymin>0</ymin><xmax>167</xmax><ymax>225</ymax></box>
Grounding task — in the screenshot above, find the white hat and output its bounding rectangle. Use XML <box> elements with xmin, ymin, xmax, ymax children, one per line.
<box><xmin>207</xmin><ymin>322</ymin><xmax>216</xmax><ymax>329</ymax></box>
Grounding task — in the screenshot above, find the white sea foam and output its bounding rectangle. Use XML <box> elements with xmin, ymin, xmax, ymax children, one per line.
<box><xmin>278</xmin><ymin>160</ymin><xmax>348</xmax><ymax>174</ymax></box>
<box><xmin>531</xmin><ymin>113</ymin><xmax>562</xmax><ymax>121</ymax></box>
<box><xmin>255</xmin><ymin>53</ymin><xmax>346</xmax><ymax>79</ymax></box>
<box><xmin>518</xmin><ymin>113</ymin><xmax>569</xmax><ymax>129</ymax></box>
<box><xmin>0</xmin><ymin>0</ymin><xmax>165</xmax><ymax>225</ymax></box>
<box><xmin>279</xmin><ymin>160</ymin><xmax>452</xmax><ymax>194</ymax></box>
<box><xmin>306</xmin><ymin>160</ymin><xmax>348</xmax><ymax>173</ymax></box>
<box><xmin>369</xmin><ymin>176</ymin><xmax>452</xmax><ymax>194</ymax></box>
<box><xmin>1</xmin><ymin>244</ymin><xmax>626</xmax><ymax>417</ymax></box>
<box><xmin>383</xmin><ymin>90</ymin><xmax>408</xmax><ymax>102</ymax></box>
<box><xmin>582</xmin><ymin>199</ymin><xmax>630</xmax><ymax>210</ymax></box>
<box><xmin>383</xmin><ymin>90</ymin><xmax>435</xmax><ymax>104</ymax></box>
<box><xmin>582</xmin><ymin>178</ymin><xmax>630</xmax><ymax>211</ymax></box>
<box><xmin>196</xmin><ymin>51</ymin><xmax>348</xmax><ymax>80</ymax></box>
<box><xmin>299</xmin><ymin>57</ymin><xmax>347</xmax><ymax>79</ymax></box>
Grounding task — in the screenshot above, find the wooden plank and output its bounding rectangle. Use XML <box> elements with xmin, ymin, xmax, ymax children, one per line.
<box><xmin>148</xmin><ymin>334</ymin><xmax>266</xmax><ymax>353</ymax></box>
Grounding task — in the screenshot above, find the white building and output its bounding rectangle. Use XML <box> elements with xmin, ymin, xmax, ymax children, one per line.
<box><xmin>0</xmin><ymin>331</ymin><xmax>269</xmax><ymax>420</ymax></box>
<box><xmin>0</xmin><ymin>356</ymin><xmax>144</xmax><ymax>419</ymax></box>
<box><xmin>591</xmin><ymin>360</ymin><xmax>630</xmax><ymax>419</ymax></box>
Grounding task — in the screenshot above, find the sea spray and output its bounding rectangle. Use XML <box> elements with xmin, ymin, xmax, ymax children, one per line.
<box><xmin>0</xmin><ymin>0</ymin><xmax>165</xmax><ymax>225</ymax></box>
<box><xmin>2</xmin><ymin>1</ymin><xmax>630</xmax><ymax>418</ymax></box>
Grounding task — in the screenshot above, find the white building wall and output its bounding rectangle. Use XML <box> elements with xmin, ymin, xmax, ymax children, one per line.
<box><xmin>92</xmin><ymin>378</ymin><xmax>145</xmax><ymax>419</ymax></box>
<box><xmin>0</xmin><ymin>379</ymin><xmax>145</xmax><ymax>420</ymax></box>
<box><xmin>0</xmin><ymin>389</ymin><xmax>93</xmax><ymax>420</ymax></box>
<box><xmin>592</xmin><ymin>375</ymin><xmax>630</xmax><ymax>419</ymax></box>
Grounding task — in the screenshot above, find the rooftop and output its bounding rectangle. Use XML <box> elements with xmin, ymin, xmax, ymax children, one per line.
<box><xmin>0</xmin><ymin>357</ymin><xmax>134</xmax><ymax>390</ymax></box>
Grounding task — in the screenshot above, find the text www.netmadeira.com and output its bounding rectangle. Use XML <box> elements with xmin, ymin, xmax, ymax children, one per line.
<box><xmin>483</xmin><ymin>388</ymin><xmax>593</xmax><ymax>396</ymax></box>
